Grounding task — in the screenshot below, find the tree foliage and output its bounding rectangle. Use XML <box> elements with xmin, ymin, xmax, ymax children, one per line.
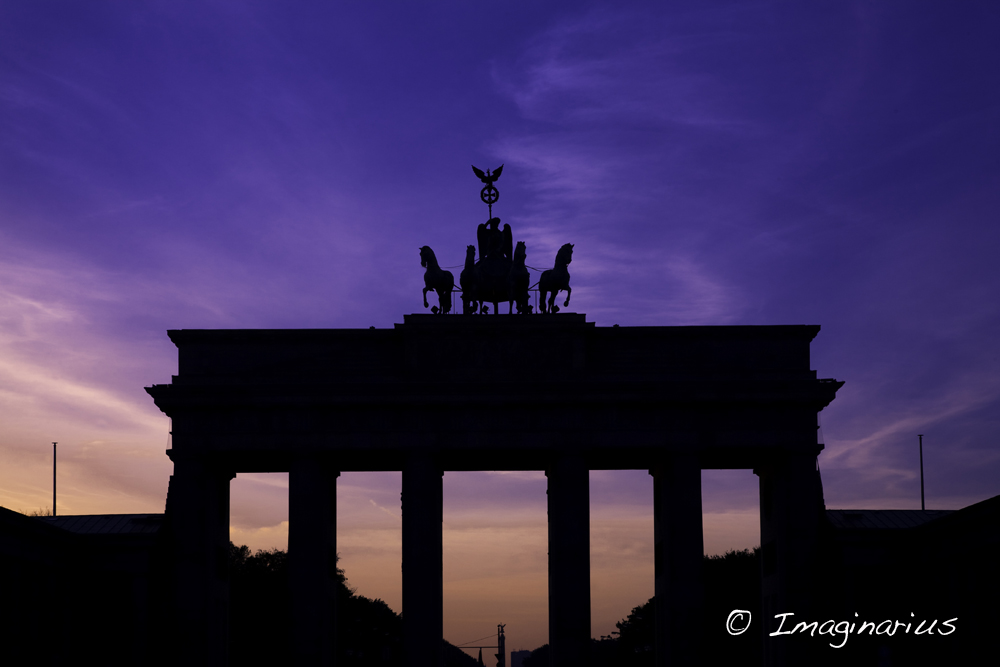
<box><xmin>228</xmin><ymin>543</ymin><xmax>478</xmax><ymax>667</ymax></box>
<box><xmin>522</xmin><ymin>548</ymin><xmax>763</xmax><ymax>667</ymax></box>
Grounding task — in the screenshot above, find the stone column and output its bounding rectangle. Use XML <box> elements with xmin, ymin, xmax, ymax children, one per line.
<box><xmin>650</xmin><ymin>454</ymin><xmax>703</xmax><ymax>667</ymax></box>
<box><xmin>755</xmin><ymin>453</ymin><xmax>823</xmax><ymax>666</ymax></box>
<box><xmin>289</xmin><ymin>458</ymin><xmax>340</xmax><ymax>666</ymax></box>
<box><xmin>165</xmin><ymin>456</ymin><xmax>233</xmax><ymax>666</ymax></box>
<box><xmin>546</xmin><ymin>454</ymin><xmax>591</xmax><ymax>667</ymax></box>
<box><xmin>402</xmin><ymin>455</ymin><xmax>443</xmax><ymax>667</ymax></box>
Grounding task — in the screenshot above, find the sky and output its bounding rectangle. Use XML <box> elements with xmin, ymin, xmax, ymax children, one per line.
<box><xmin>2</xmin><ymin>0</ymin><xmax>999</xmax><ymax>654</ymax></box>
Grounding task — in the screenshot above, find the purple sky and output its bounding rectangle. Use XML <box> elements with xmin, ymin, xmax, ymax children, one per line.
<box><xmin>3</xmin><ymin>0</ymin><xmax>999</xmax><ymax>651</ymax></box>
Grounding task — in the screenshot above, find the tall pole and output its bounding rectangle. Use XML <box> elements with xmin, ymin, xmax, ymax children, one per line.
<box><xmin>918</xmin><ymin>434</ymin><xmax>925</xmax><ymax>511</ymax></box>
<box><xmin>52</xmin><ymin>442</ymin><xmax>57</xmax><ymax>517</ymax></box>
<box><xmin>496</xmin><ymin>624</ymin><xmax>505</xmax><ymax>667</ymax></box>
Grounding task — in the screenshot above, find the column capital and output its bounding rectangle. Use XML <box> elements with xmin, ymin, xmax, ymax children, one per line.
<box><xmin>290</xmin><ymin>454</ymin><xmax>341</xmax><ymax>477</ymax></box>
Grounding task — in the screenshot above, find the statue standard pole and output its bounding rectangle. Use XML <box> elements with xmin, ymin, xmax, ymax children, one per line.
<box><xmin>472</xmin><ymin>164</ymin><xmax>503</xmax><ymax>219</ymax></box>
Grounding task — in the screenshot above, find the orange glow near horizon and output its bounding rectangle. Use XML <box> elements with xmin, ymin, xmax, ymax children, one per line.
<box><xmin>227</xmin><ymin>469</ymin><xmax>760</xmax><ymax>653</ymax></box>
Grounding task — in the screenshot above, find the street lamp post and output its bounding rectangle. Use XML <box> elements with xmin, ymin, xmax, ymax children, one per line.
<box><xmin>52</xmin><ymin>442</ymin><xmax>57</xmax><ymax>517</ymax></box>
<box><xmin>918</xmin><ymin>434</ymin><xmax>925</xmax><ymax>511</ymax></box>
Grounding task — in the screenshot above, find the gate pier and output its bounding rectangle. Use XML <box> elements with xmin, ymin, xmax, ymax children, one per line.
<box><xmin>547</xmin><ymin>454</ymin><xmax>591</xmax><ymax>667</ymax></box>
<box><xmin>402</xmin><ymin>455</ymin><xmax>444</xmax><ymax>667</ymax></box>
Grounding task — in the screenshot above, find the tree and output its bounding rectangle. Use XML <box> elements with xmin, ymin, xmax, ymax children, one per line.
<box><xmin>520</xmin><ymin>548</ymin><xmax>763</xmax><ymax>667</ymax></box>
<box><xmin>228</xmin><ymin>543</ymin><xmax>479</xmax><ymax>667</ymax></box>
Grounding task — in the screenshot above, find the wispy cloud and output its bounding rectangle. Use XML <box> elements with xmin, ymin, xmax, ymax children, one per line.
<box><xmin>493</xmin><ymin>7</ymin><xmax>752</xmax><ymax>129</ymax></box>
<box><xmin>369</xmin><ymin>498</ymin><xmax>401</xmax><ymax>520</ymax></box>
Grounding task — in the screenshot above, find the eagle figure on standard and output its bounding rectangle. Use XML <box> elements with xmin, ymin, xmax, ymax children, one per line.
<box><xmin>472</xmin><ymin>163</ymin><xmax>503</xmax><ymax>186</ymax></box>
<box><xmin>472</xmin><ymin>164</ymin><xmax>511</xmax><ymax>261</ymax></box>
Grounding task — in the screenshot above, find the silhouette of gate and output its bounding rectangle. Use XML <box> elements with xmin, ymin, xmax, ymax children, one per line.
<box><xmin>146</xmin><ymin>314</ymin><xmax>842</xmax><ymax>666</ymax></box>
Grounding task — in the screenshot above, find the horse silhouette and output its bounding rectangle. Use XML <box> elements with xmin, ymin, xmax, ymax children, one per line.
<box><xmin>419</xmin><ymin>246</ymin><xmax>454</xmax><ymax>314</ymax></box>
<box><xmin>539</xmin><ymin>244</ymin><xmax>573</xmax><ymax>314</ymax></box>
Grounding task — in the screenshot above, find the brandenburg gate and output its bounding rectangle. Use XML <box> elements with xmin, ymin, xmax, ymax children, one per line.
<box><xmin>146</xmin><ymin>315</ymin><xmax>842</xmax><ymax>666</ymax></box>
<box><xmin>145</xmin><ymin>164</ymin><xmax>842</xmax><ymax>666</ymax></box>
